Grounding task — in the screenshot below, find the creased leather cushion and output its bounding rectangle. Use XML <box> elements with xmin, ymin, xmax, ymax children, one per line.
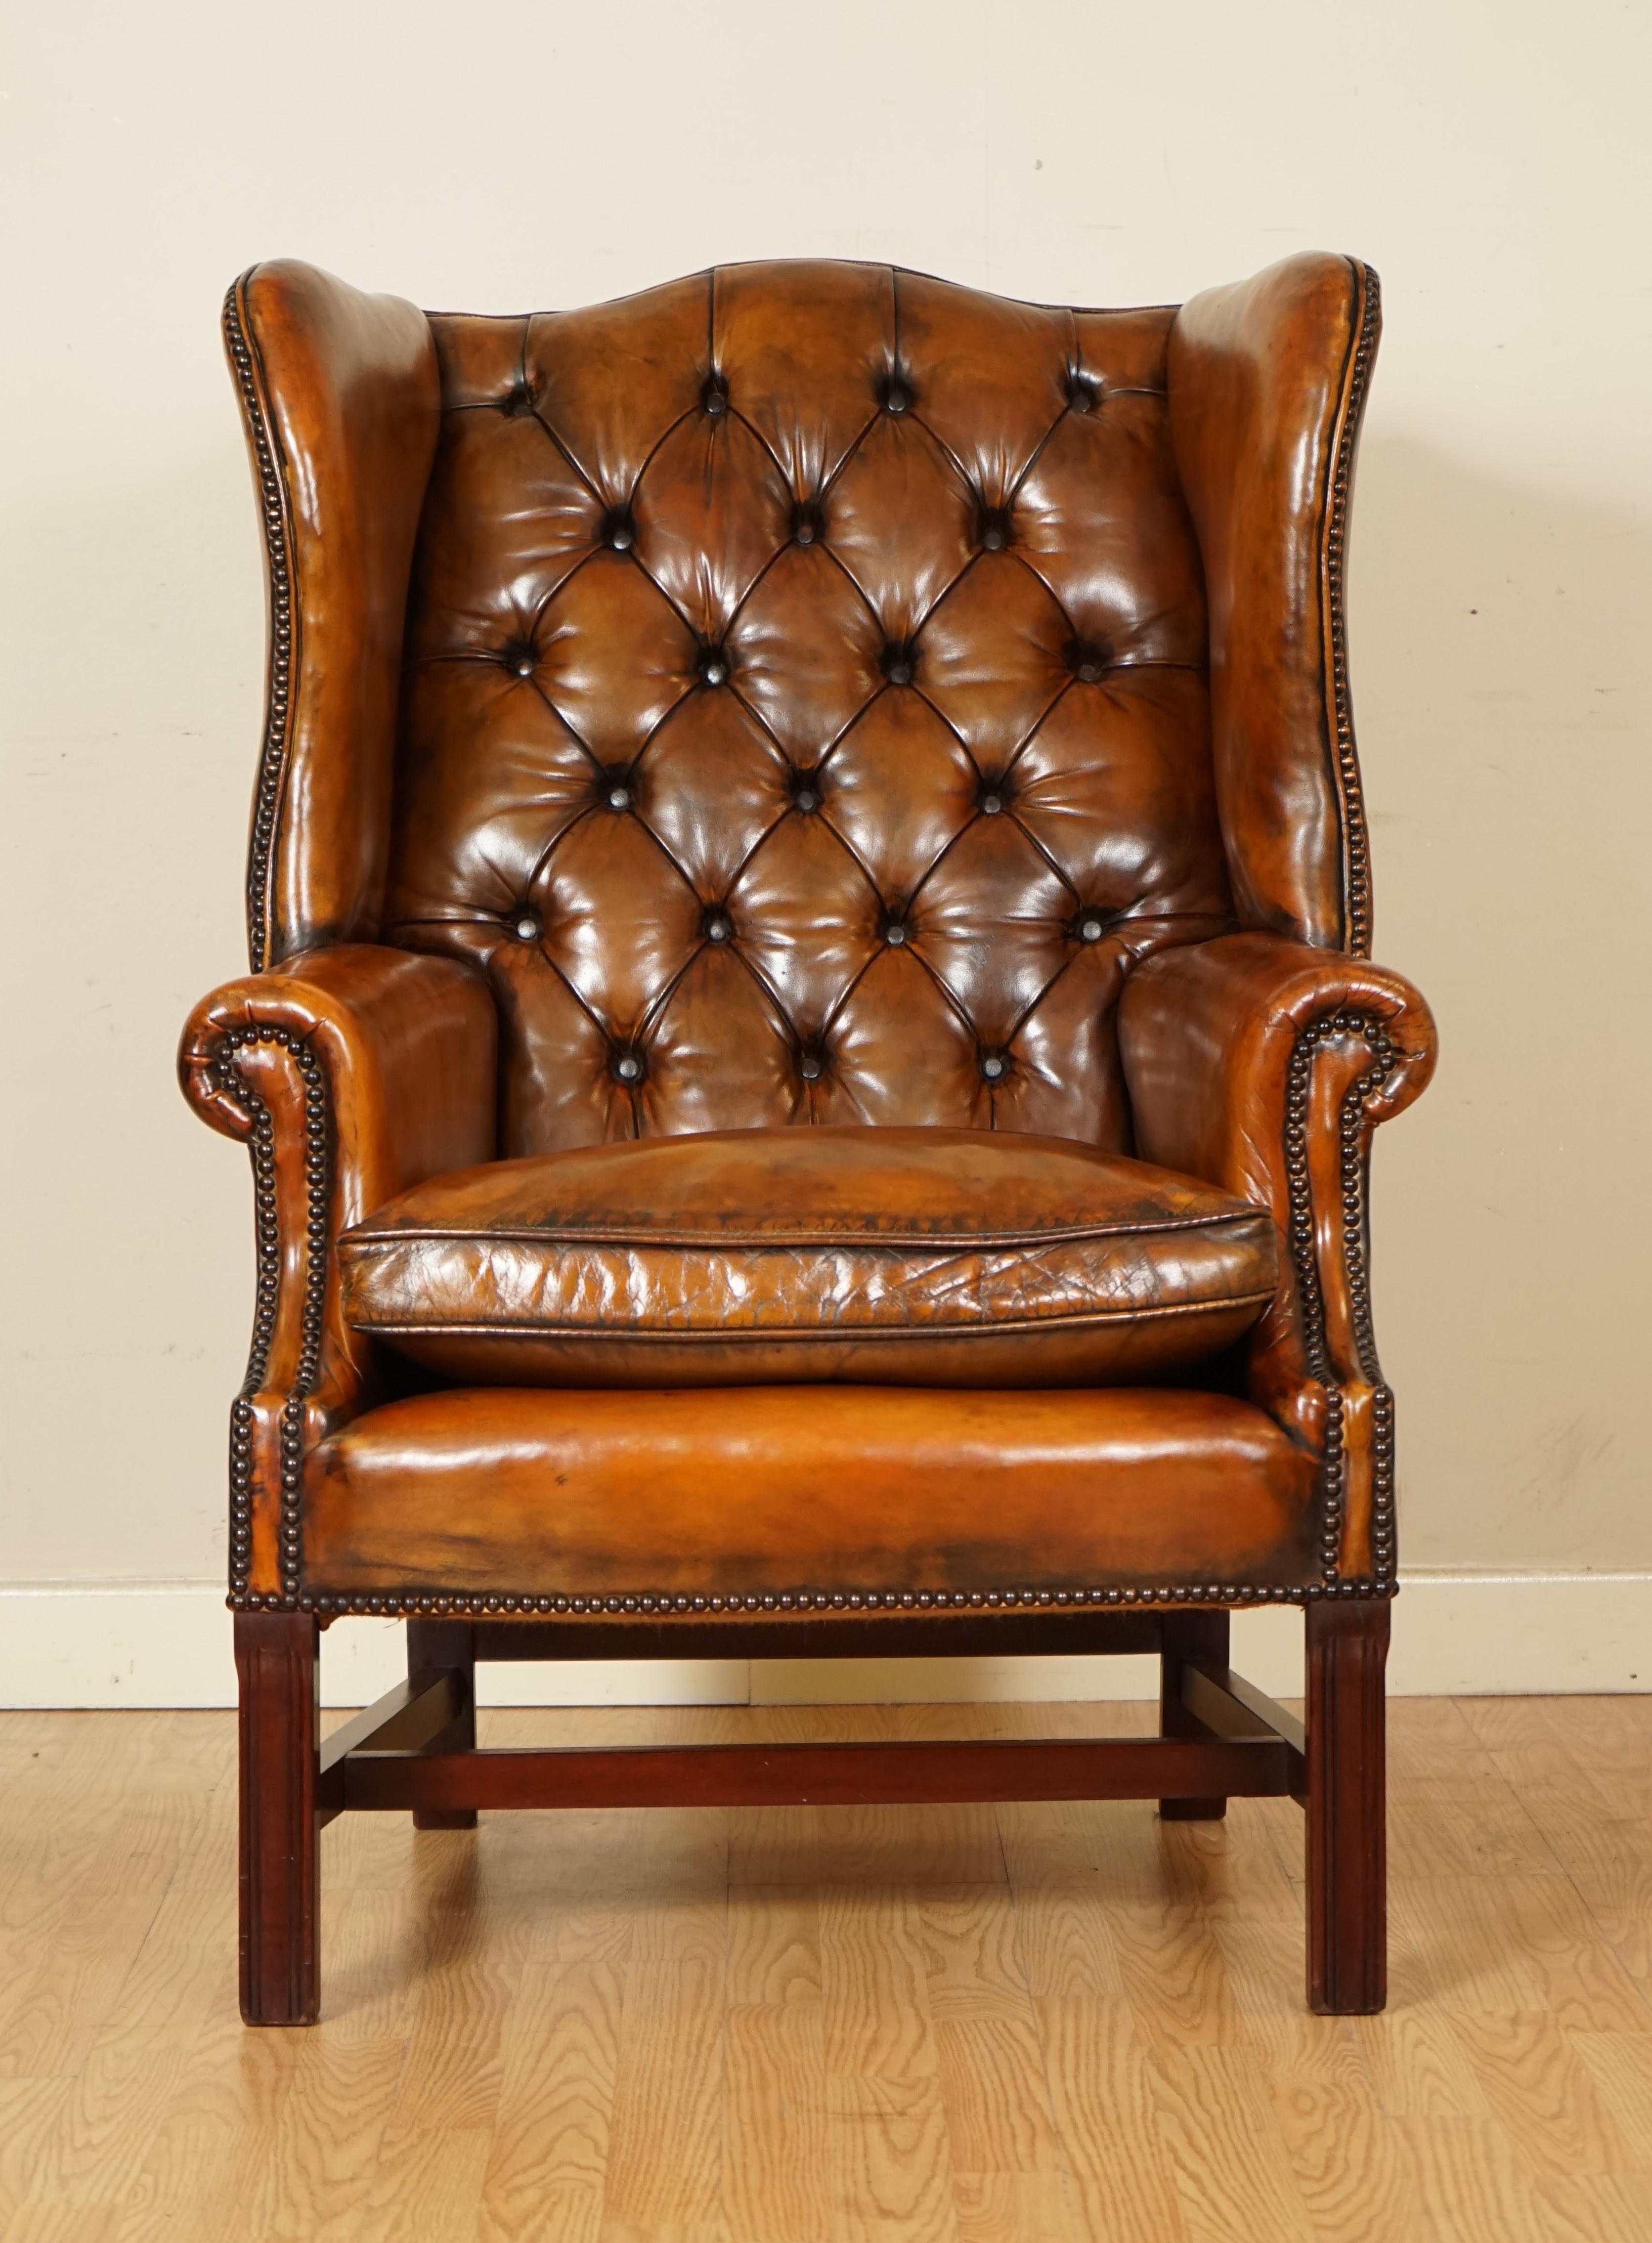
<box><xmin>303</xmin><ymin>1387</ymin><xmax>1319</xmax><ymax>1601</ymax></box>
<box><xmin>338</xmin><ymin>1124</ymin><xmax>1276</xmax><ymax>1388</ymax></box>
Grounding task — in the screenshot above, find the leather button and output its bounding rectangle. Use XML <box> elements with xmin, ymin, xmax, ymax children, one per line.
<box><xmin>979</xmin><ymin>509</ymin><xmax>1012</xmax><ymax>552</ymax></box>
<box><xmin>513</xmin><ymin>913</ymin><xmax>539</xmax><ymax>941</ymax></box>
<box><xmin>501</xmin><ymin>640</ymin><xmax>537</xmax><ymax>677</ymax></box>
<box><xmin>703</xmin><ymin>377</ymin><xmax>728</xmax><ymax>416</ymax></box>
<box><xmin>799</xmin><ymin>1049</ymin><xmax>823</xmax><ymax>1082</ymax></box>
<box><xmin>704</xmin><ymin>911</ymin><xmax>732</xmax><ymax>945</ymax></box>
<box><xmin>979</xmin><ymin>789</ymin><xmax>1005</xmax><ymax>816</ymax></box>
<box><xmin>1078</xmin><ymin>914</ymin><xmax>1106</xmax><ymax>943</ymax></box>
<box><xmin>792</xmin><ymin>772</ymin><xmax>821</xmax><ymax>814</ymax></box>
<box><xmin>605</xmin><ymin>781</ymin><xmax>632</xmax><ymax>811</ymax></box>
<box><xmin>1068</xmin><ymin>639</ymin><xmax>1110</xmax><ymax>684</ymax></box>
<box><xmin>885</xmin><ymin>921</ymin><xmax>908</xmax><ymax>947</ymax></box>
<box><xmin>881</xmin><ymin>642</ymin><xmax>917</xmax><ymax>687</ymax></box>
<box><xmin>881</xmin><ymin>374</ymin><xmax>914</xmax><ymax>415</ymax></box>
<box><xmin>500</xmin><ymin>382</ymin><xmax>533</xmax><ymax>417</ymax></box>
<box><xmin>980</xmin><ymin>1051</ymin><xmax>1008</xmax><ymax>1082</ymax></box>
<box><xmin>613</xmin><ymin>1050</ymin><xmax>644</xmax><ymax>1084</ymax></box>
<box><xmin>793</xmin><ymin>500</ymin><xmax>823</xmax><ymax>546</ymax></box>
<box><xmin>601</xmin><ymin>508</ymin><xmax>636</xmax><ymax>552</ymax></box>
<box><xmin>699</xmin><ymin>649</ymin><xmax>729</xmax><ymax>686</ymax></box>
<box><xmin>1066</xmin><ymin>372</ymin><xmax>1100</xmax><ymax>412</ymax></box>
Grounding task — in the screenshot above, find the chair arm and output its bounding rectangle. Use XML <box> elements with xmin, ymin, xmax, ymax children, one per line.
<box><xmin>179</xmin><ymin>943</ymin><xmax>497</xmax><ymax>1605</ymax></box>
<box><xmin>1118</xmin><ymin>932</ymin><xmax>1437</xmax><ymax>1590</ymax></box>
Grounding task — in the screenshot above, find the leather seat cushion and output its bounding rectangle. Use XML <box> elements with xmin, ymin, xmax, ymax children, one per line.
<box><xmin>304</xmin><ymin>1386</ymin><xmax>1320</xmax><ymax>1604</ymax></box>
<box><xmin>338</xmin><ymin>1125</ymin><xmax>1277</xmax><ymax>1388</ymax></box>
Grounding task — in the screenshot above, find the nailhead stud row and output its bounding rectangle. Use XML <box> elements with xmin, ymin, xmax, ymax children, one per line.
<box><xmin>224</xmin><ymin>1005</ymin><xmax>1401</xmax><ymax>1618</ymax></box>
<box><xmin>222</xmin><ymin>276</ymin><xmax>294</xmax><ymax>977</ymax></box>
<box><xmin>260</xmin><ymin>1579</ymin><xmax>1382</xmax><ymax>1621</ymax></box>
<box><xmin>1326</xmin><ymin>263</ymin><xmax>1381</xmax><ymax>960</ymax></box>
<box><xmin>214</xmin><ymin>1025</ymin><xmax>332</xmax><ymax>1604</ymax></box>
<box><xmin>1283</xmin><ymin>1006</ymin><xmax>1402</xmax><ymax>1591</ymax></box>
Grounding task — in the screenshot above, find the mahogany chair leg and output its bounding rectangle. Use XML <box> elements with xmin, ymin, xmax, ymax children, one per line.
<box><xmin>1306</xmin><ymin>1595</ymin><xmax>1389</xmax><ymax>2015</ymax></box>
<box><xmin>234</xmin><ymin>1609</ymin><xmax>319</xmax><ymax>2025</ymax></box>
<box><xmin>1159</xmin><ymin>1609</ymin><xmax>1230</xmax><ymax>1820</ymax></box>
<box><xmin>408</xmin><ymin>1618</ymin><xmax>477</xmax><ymax>1830</ymax></box>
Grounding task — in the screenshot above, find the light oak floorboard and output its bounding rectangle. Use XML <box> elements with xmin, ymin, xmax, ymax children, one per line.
<box><xmin>4</xmin><ymin>1697</ymin><xmax>1652</xmax><ymax>2241</ymax></box>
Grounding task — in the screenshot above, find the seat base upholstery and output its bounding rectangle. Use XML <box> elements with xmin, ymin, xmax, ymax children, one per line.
<box><xmin>303</xmin><ymin>1386</ymin><xmax>1319</xmax><ymax>1604</ymax></box>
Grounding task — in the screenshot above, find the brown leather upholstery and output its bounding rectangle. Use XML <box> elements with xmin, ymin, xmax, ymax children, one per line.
<box><xmin>182</xmin><ymin>249</ymin><xmax>1437</xmax><ymax>1623</ymax></box>
<box><xmin>223</xmin><ymin>266</ymin><xmax>440</xmax><ymax>968</ymax></box>
<box><xmin>1170</xmin><ymin>259</ymin><xmax>1378</xmax><ymax>952</ymax></box>
<box><xmin>179</xmin><ymin>944</ymin><xmax>497</xmax><ymax>1600</ymax></box>
<box><xmin>385</xmin><ymin>267</ymin><xmax>1241</xmax><ymax>1157</ymax></box>
<box><xmin>337</xmin><ymin>1125</ymin><xmax>1277</xmax><ymax>1388</ymax></box>
<box><xmin>304</xmin><ymin>1388</ymin><xmax>1320</xmax><ymax>1605</ymax></box>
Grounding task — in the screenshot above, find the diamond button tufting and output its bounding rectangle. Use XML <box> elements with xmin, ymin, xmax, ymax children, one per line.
<box><xmin>391</xmin><ymin>266</ymin><xmax>1230</xmax><ymax>1181</ymax></box>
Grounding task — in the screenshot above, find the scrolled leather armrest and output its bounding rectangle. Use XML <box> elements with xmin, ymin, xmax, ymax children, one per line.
<box><xmin>179</xmin><ymin>943</ymin><xmax>496</xmax><ymax>1603</ymax></box>
<box><xmin>1118</xmin><ymin>932</ymin><xmax>1436</xmax><ymax>1197</ymax></box>
<box><xmin>1118</xmin><ymin>931</ymin><xmax>1437</xmax><ymax>1589</ymax></box>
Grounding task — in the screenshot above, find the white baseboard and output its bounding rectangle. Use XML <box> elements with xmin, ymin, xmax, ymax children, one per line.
<box><xmin>1</xmin><ymin>1572</ymin><xmax>1647</xmax><ymax>1709</ymax></box>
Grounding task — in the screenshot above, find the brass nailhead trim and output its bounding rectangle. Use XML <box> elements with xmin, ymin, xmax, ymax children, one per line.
<box><xmin>225</xmin><ymin>1007</ymin><xmax>1400</xmax><ymax>1619</ymax></box>
<box><xmin>1285</xmin><ymin>1006</ymin><xmax>1400</xmax><ymax>1595</ymax></box>
<box><xmin>272</xmin><ymin>1583</ymin><xmax>1326</xmax><ymax>1620</ymax></box>
<box><xmin>222</xmin><ymin>275</ymin><xmax>295</xmax><ymax>975</ymax></box>
<box><xmin>214</xmin><ymin>1027</ymin><xmax>331</xmax><ymax>1606</ymax></box>
<box><xmin>225</xmin><ymin>1009</ymin><xmax>1399</xmax><ymax>1624</ymax></box>
<box><xmin>1326</xmin><ymin>262</ymin><xmax>1380</xmax><ymax>959</ymax></box>
<box><xmin>213</xmin><ymin>268</ymin><xmax>1399</xmax><ymax>1624</ymax></box>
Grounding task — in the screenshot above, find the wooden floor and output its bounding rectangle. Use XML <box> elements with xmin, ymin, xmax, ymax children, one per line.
<box><xmin>4</xmin><ymin>1697</ymin><xmax>1652</xmax><ymax>2242</ymax></box>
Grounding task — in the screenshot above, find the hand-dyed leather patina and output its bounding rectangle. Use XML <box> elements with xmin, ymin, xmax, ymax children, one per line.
<box><xmin>337</xmin><ymin>1125</ymin><xmax>1278</xmax><ymax>1388</ymax></box>
<box><xmin>305</xmin><ymin>1387</ymin><xmax>1321</xmax><ymax>1605</ymax></box>
<box><xmin>184</xmin><ymin>250</ymin><xmax>1433</xmax><ymax>1617</ymax></box>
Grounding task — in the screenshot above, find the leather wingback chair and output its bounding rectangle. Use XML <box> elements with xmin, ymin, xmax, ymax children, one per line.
<box><xmin>182</xmin><ymin>253</ymin><xmax>1436</xmax><ymax>2025</ymax></box>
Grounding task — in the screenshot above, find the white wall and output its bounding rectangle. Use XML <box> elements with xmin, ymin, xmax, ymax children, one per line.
<box><xmin>3</xmin><ymin>1</ymin><xmax>1649</xmax><ymax>1704</ymax></box>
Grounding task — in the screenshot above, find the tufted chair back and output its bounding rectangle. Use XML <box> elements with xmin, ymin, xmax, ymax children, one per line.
<box><xmin>235</xmin><ymin>256</ymin><xmax>1378</xmax><ymax>1158</ymax></box>
<box><xmin>389</xmin><ymin>262</ymin><xmax>1241</xmax><ymax>1157</ymax></box>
